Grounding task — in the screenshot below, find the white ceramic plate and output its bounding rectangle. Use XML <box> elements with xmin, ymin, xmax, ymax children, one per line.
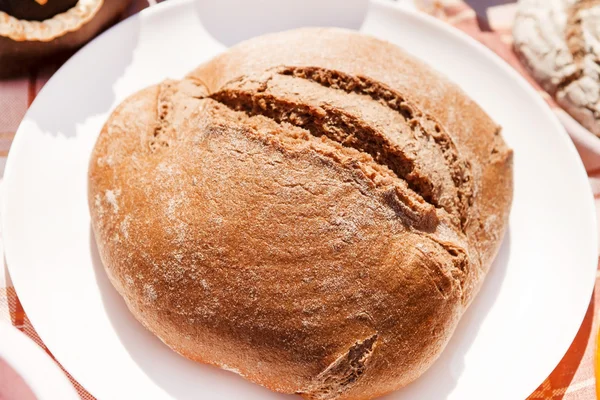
<box><xmin>3</xmin><ymin>1</ymin><xmax>598</xmax><ymax>399</ymax></box>
<box><xmin>0</xmin><ymin>323</ymin><xmax>79</xmax><ymax>400</ymax></box>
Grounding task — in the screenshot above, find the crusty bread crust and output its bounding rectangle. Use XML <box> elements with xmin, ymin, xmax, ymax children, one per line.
<box><xmin>89</xmin><ymin>28</ymin><xmax>512</xmax><ymax>400</ymax></box>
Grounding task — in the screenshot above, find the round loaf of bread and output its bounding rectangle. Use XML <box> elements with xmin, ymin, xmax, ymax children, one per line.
<box><xmin>89</xmin><ymin>28</ymin><xmax>513</xmax><ymax>400</ymax></box>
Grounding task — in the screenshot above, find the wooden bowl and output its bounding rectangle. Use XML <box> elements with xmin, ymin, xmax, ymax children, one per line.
<box><xmin>0</xmin><ymin>0</ymin><xmax>132</xmax><ymax>77</ymax></box>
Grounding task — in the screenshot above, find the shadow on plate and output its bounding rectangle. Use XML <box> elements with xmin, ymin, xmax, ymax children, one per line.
<box><xmin>384</xmin><ymin>229</ymin><xmax>512</xmax><ymax>399</ymax></box>
<box><xmin>91</xmin><ymin>226</ymin><xmax>511</xmax><ymax>399</ymax></box>
<box><xmin>527</xmin><ymin>290</ymin><xmax>595</xmax><ymax>399</ymax></box>
<box><xmin>462</xmin><ymin>0</ymin><xmax>516</xmax><ymax>31</ymax></box>
<box><xmin>89</xmin><ymin>227</ymin><xmax>291</xmax><ymax>399</ymax></box>
<box><xmin>463</xmin><ymin>0</ymin><xmax>515</xmax><ymax>15</ymax></box>
<box><xmin>28</xmin><ymin>17</ymin><xmax>140</xmax><ymax>138</ymax></box>
<box><xmin>194</xmin><ymin>0</ymin><xmax>369</xmax><ymax>48</ymax></box>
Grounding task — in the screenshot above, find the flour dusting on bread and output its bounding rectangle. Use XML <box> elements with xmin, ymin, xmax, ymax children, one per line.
<box><xmin>89</xmin><ymin>28</ymin><xmax>512</xmax><ymax>400</ymax></box>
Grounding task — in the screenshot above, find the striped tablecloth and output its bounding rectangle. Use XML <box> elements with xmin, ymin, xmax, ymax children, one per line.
<box><xmin>416</xmin><ymin>0</ymin><xmax>600</xmax><ymax>397</ymax></box>
<box><xmin>1</xmin><ymin>0</ymin><xmax>599</xmax><ymax>398</ymax></box>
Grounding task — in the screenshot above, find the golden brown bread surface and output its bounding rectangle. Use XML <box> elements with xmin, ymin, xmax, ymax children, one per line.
<box><xmin>88</xmin><ymin>28</ymin><xmax>513</xmax><ymax>400</ymax></box>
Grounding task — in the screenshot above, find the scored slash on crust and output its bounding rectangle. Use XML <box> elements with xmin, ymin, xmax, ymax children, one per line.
<box><xmin>209</xmin><ymin>66</ymin><xmax>473</xmax><ymax>231</ymax></box>
<box><xmin>146</xmin><ymin>66</ymin><xmax>476</xmax><ymax>304</ymax></box>
<box><xmin>90</xmin><ymin>28</ymin><xmax>513</xmax><ymax>399</ymax></box>
<box><xmin>298</xmin><ymin>333</ymin><xmax>379</xmax><ymax>400</ymax></box>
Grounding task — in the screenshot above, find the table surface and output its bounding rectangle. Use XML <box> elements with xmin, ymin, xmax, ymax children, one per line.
<box><xmin>0</xmin><ymin>0</ymin><xmax>599</xmax><ymax>399</ymax></box>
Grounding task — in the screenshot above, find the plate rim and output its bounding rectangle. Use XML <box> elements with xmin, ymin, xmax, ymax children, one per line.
<box><xmin>371</xmin><ymin>0</ymin><xmax>599</xmax><ymax>396</ymax></box>
<box><xmin>2</xmin><ymin>0</ymin><xmax>598</xmax><ymax>399</ymax></box>
<box><xmin>0</xmin><ymin>322</ymin><xmax>80</xmax><ymax>400</ymax></box>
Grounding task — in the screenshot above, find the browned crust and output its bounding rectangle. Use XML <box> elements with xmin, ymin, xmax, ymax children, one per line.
<box><xmin>89</xmin><ymin>28</ymin><xmax>513</xmax><ymax>400</ymax></box>
<box><xmin>278</xmin><ymin>66</ymin><xmax>474</xmax><ymax>226</ymax></box>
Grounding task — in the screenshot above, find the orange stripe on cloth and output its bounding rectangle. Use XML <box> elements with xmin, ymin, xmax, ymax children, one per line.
<box><xmin>586</xmin><ymin>165</ymin><xmax>600</xmax><ymax>177</ymax></box>
<box><xmin>528</xmin><ymin>297</ymin><xmax>595</xmax><ymax>398</ymax></box>
<box><xmin>527</xmin><ymin>257</ymin><xmax>600</xmax><ymax>399</ymax></box>
<box><xmin>4</xmin><ymin>286</ymin><xmax>25</xmax><ymax>328</ymax></box>
<box><xmin>0</xmin><ymin>132</ymin><xmax>16</xmax><ymax>156</ymax></box>
<box><xmin>1</xmin><ymin>287</ymin><xmax>96</xmax><ymax>399</ymax></box>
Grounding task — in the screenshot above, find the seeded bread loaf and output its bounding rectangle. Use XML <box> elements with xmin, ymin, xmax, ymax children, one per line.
<box><xmin>89</xmin><ymin>28</ymin><xmax>513</xmax><ymax>400</ymax></box>
<box><xmin>513</xmin><ymin>0</ymin><xmax>600</xmax><ymax>136</ymax></box>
